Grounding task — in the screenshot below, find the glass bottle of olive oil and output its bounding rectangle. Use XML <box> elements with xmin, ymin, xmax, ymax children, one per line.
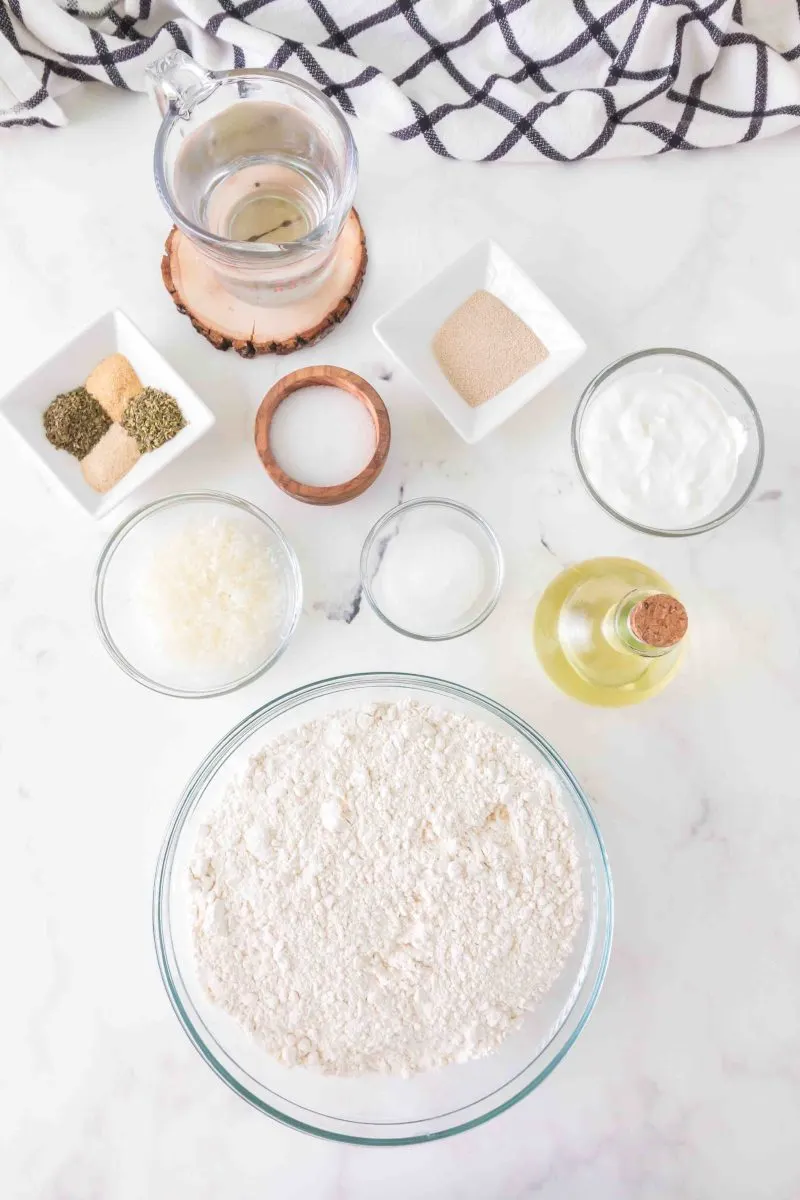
<box><xmin>533</xmin><ymin>557</ymin><xmax>687</xmax><ymax>707</ymax></box>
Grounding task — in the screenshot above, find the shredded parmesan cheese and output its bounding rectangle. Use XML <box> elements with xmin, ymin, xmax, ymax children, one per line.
<box><xmin>140</xmin><ymin>515</ymin><xmax>285</xmax><ymax>672</ymax></box>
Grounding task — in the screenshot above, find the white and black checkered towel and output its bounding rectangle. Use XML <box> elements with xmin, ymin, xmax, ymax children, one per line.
<box><xmin>2</xmin><ymin>0</ymin><xmax>800</xmax><ymax>160</ymax></box>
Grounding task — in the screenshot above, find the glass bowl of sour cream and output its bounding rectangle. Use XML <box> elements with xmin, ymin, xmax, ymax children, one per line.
<box><xmin>572</xmin><ymin>348</ymin><xmax>764</xmax><ymax>537</ymax></box>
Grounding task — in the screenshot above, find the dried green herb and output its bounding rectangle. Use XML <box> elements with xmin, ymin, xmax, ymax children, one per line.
<box><xmin>43</xmin><ymin>387</ymin><xmax>111</xmax><ymax>459</ymax></box>
<box><xmin>122</xmin><ymin>387</ymin><xmax>185</xmax><ymax>453</ymax></box>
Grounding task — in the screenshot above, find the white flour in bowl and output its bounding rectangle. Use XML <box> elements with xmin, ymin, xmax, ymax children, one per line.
<box><xmin>189</xmin><ymin>700</ymin><xmax>584</xmax><ymax>1077</ymax></box>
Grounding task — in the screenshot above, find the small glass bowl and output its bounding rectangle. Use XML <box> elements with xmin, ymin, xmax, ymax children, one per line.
<box><xmin>153</xmin><ymin>672</ymin><xmax>613</xmax><ymax>1144</ymax></box>
<box><xmin>572</xmin><ymin>348</ymin><xmax>765</xmax><ymax>537</ymax></box>
<box><xmin>94</xmin><ymin>491</ymin><xmax>302</xmax><ymax>698</ymax></box>
<box><xmin>360</xmin><ymin>497</ymin><xmax>504</xmax><ymax>640</ymax></box>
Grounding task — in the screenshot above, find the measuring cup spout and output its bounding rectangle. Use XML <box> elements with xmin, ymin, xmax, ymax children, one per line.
<box><xmin>146</xmin><ymin>50</ymin><xmax>218</xmax><ymax>119</ymax></box>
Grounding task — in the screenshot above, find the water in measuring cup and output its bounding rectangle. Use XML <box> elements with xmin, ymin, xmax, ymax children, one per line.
<box><xmin>204</xmin><ymin>158</ymin><xmax>326</xmax><ymax>245</ymax></box>
<box><xmin>172</xmin><ymin>102</ymin><xmax>334</xmax><ymax>246</ymax></box>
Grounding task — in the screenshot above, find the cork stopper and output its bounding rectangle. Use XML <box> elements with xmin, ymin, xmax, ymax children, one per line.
<box><xmin>628</xmin><ymin>593</ymin><xmax>688</xmax><ymax>648</ymax></box>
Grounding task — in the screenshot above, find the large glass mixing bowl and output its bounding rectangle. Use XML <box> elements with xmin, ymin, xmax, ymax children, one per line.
<box><xmin>153</xmin><ymin>673</ymin><xmax>613</xmax><ymax>1144</ymax></box>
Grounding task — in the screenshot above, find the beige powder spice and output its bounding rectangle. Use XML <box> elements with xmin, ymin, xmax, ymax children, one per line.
<box><xmin>432</xmin><ymin>289</ymin><xmax>549</xmax><ymax>408</ymax></box>
<box><xmin>86</xmin><ymin>354</ymin><xmax>142</xmax><ymax>422</ymax></box>
<box><xmin>80</xmin><ymin>423</ymin><xmax>141</xmax><ymax>493</ymax></box>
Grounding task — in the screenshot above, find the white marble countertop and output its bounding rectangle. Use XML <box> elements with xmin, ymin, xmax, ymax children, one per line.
<box><xmin>1</xmin><ymin>83</ymin><xmax>798</xmax><ymax>1200</ymax></box>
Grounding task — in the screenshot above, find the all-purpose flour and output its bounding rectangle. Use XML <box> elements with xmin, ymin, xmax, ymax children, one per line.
<box><xmin>189</xmin><ymin>701</ymin><xmax>584</xmax><ymax>1076</ymax></box>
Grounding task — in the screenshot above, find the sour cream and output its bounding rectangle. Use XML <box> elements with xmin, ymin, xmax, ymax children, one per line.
<box><xmin>579</xmin><ymin>370</ymin><xmax>748</xmax><ymax>528</ymax></box>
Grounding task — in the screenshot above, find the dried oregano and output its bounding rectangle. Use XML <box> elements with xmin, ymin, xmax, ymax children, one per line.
<box><xmin>122</xmin><ymin>387</ymin><xmax>186</xmax><ymax>453</ymax></box>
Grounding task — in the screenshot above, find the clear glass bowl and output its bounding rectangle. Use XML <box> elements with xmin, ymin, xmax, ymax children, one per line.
<box><xmin>153</xmin><ymin>673</ymin><xmax>613</xmax><ymax>1144</ymax></box>
<box><xmin>94</xmin><ymin>491</ymin><xmax>302</xmax><ymax>698</ymax></box>
<box><xmin>572</xmin><ymin>348</ymin><xmax>765</xmax><ymax>537</ymax></box>
<box><xmin>360</xmin><ymin>498</ymin><xmax>504</xmax><ymax>640</ymax></box>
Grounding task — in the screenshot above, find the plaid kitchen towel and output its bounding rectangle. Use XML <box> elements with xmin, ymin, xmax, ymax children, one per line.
<box><xmin>2</xmin><ymin>0</ymin><xmax>800</xmax><ymax>160</ymax></box>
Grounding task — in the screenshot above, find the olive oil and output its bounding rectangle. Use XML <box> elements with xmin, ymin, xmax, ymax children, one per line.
<box><xmin>533</xmin><ymin>557</ymin><xmax>687</xmax><ymax>707</ymax></box>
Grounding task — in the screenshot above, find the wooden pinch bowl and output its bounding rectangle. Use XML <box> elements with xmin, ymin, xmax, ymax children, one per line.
<box><xmin>254</xmin><ymin>366</ymin><xmax>391</xmax><ymax>505</ymax></box>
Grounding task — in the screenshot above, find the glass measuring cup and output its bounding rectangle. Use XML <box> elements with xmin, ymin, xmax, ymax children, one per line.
<box><xmin>147</xmin><ymin>51</ymin><xmax>358</xmax><ymax>307</ymax></box>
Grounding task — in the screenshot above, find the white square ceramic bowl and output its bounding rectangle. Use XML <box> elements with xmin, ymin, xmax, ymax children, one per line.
<box><xmin>0</xmin><ymin>310</ymin><xmax>215</xmax><ymax>519</ymax></box>
<box><xmin>374</xmin><ymin>240</ymin><xmax>587</xmax><ymax>444</ymax></box>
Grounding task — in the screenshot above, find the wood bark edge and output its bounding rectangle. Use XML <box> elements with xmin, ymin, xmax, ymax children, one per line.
<box><xmin>160</xmin><ymin>211</ymin><xmax>368</xmax><ymax>359</ymax></box>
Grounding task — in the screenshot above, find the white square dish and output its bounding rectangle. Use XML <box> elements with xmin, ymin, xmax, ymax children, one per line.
<box><xmin>0</xmin><ymin>309</ymin><xmax>216</xmax><ymax>519</ymax></box>
<box><xmin>374</xmin><ymin>240</ymin><xmax>587</xmax><ymax>444</ymax></box>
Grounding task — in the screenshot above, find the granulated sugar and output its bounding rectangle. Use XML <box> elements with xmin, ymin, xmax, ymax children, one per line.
<box><xmin>189</xmin><ymin>700</ymin><xmax>583</xmax><ymax>1077</ymax></box>
<box><xmin>432</xmin><ymin>289</ymin><xmax>549</xmax><ymax>408</ymax></box>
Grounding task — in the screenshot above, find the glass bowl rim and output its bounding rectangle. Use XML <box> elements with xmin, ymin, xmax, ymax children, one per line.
<box><xmin>359</xmin><ymin>497</ymin><xmax>505</xmax><ymax>641</ymax></box>
<box><xmin>93</xmin><ymin>489</ymin><xmax>303</xmax><ymax>699</ymax></box>
<box><xmin>572</xmin><ymin>347</ymin><xmax>765</xmax><ymax>538</ymax></box>
<box><xmin>152</xmin><ymin>670</ymin><xmax>614</xmax><ymax>1145</ymax></box>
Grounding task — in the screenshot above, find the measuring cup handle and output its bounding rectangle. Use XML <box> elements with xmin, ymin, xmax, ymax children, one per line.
<box><xmin>146</xmin><ymin>49</ymin><xmax>217</xmax><ymax>119</ymax></box>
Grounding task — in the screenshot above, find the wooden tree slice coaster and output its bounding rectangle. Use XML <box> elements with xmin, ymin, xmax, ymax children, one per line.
<box><xmin>161</xmin><ymin>209</ymin><xmax>367</xmax><ymax>358</ymax></box>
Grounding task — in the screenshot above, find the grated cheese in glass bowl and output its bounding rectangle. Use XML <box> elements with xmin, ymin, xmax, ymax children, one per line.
<box><xmin>94</xmin><ymin>492</ymin><xmax>302</xmax><ymax>697</ymax></box>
